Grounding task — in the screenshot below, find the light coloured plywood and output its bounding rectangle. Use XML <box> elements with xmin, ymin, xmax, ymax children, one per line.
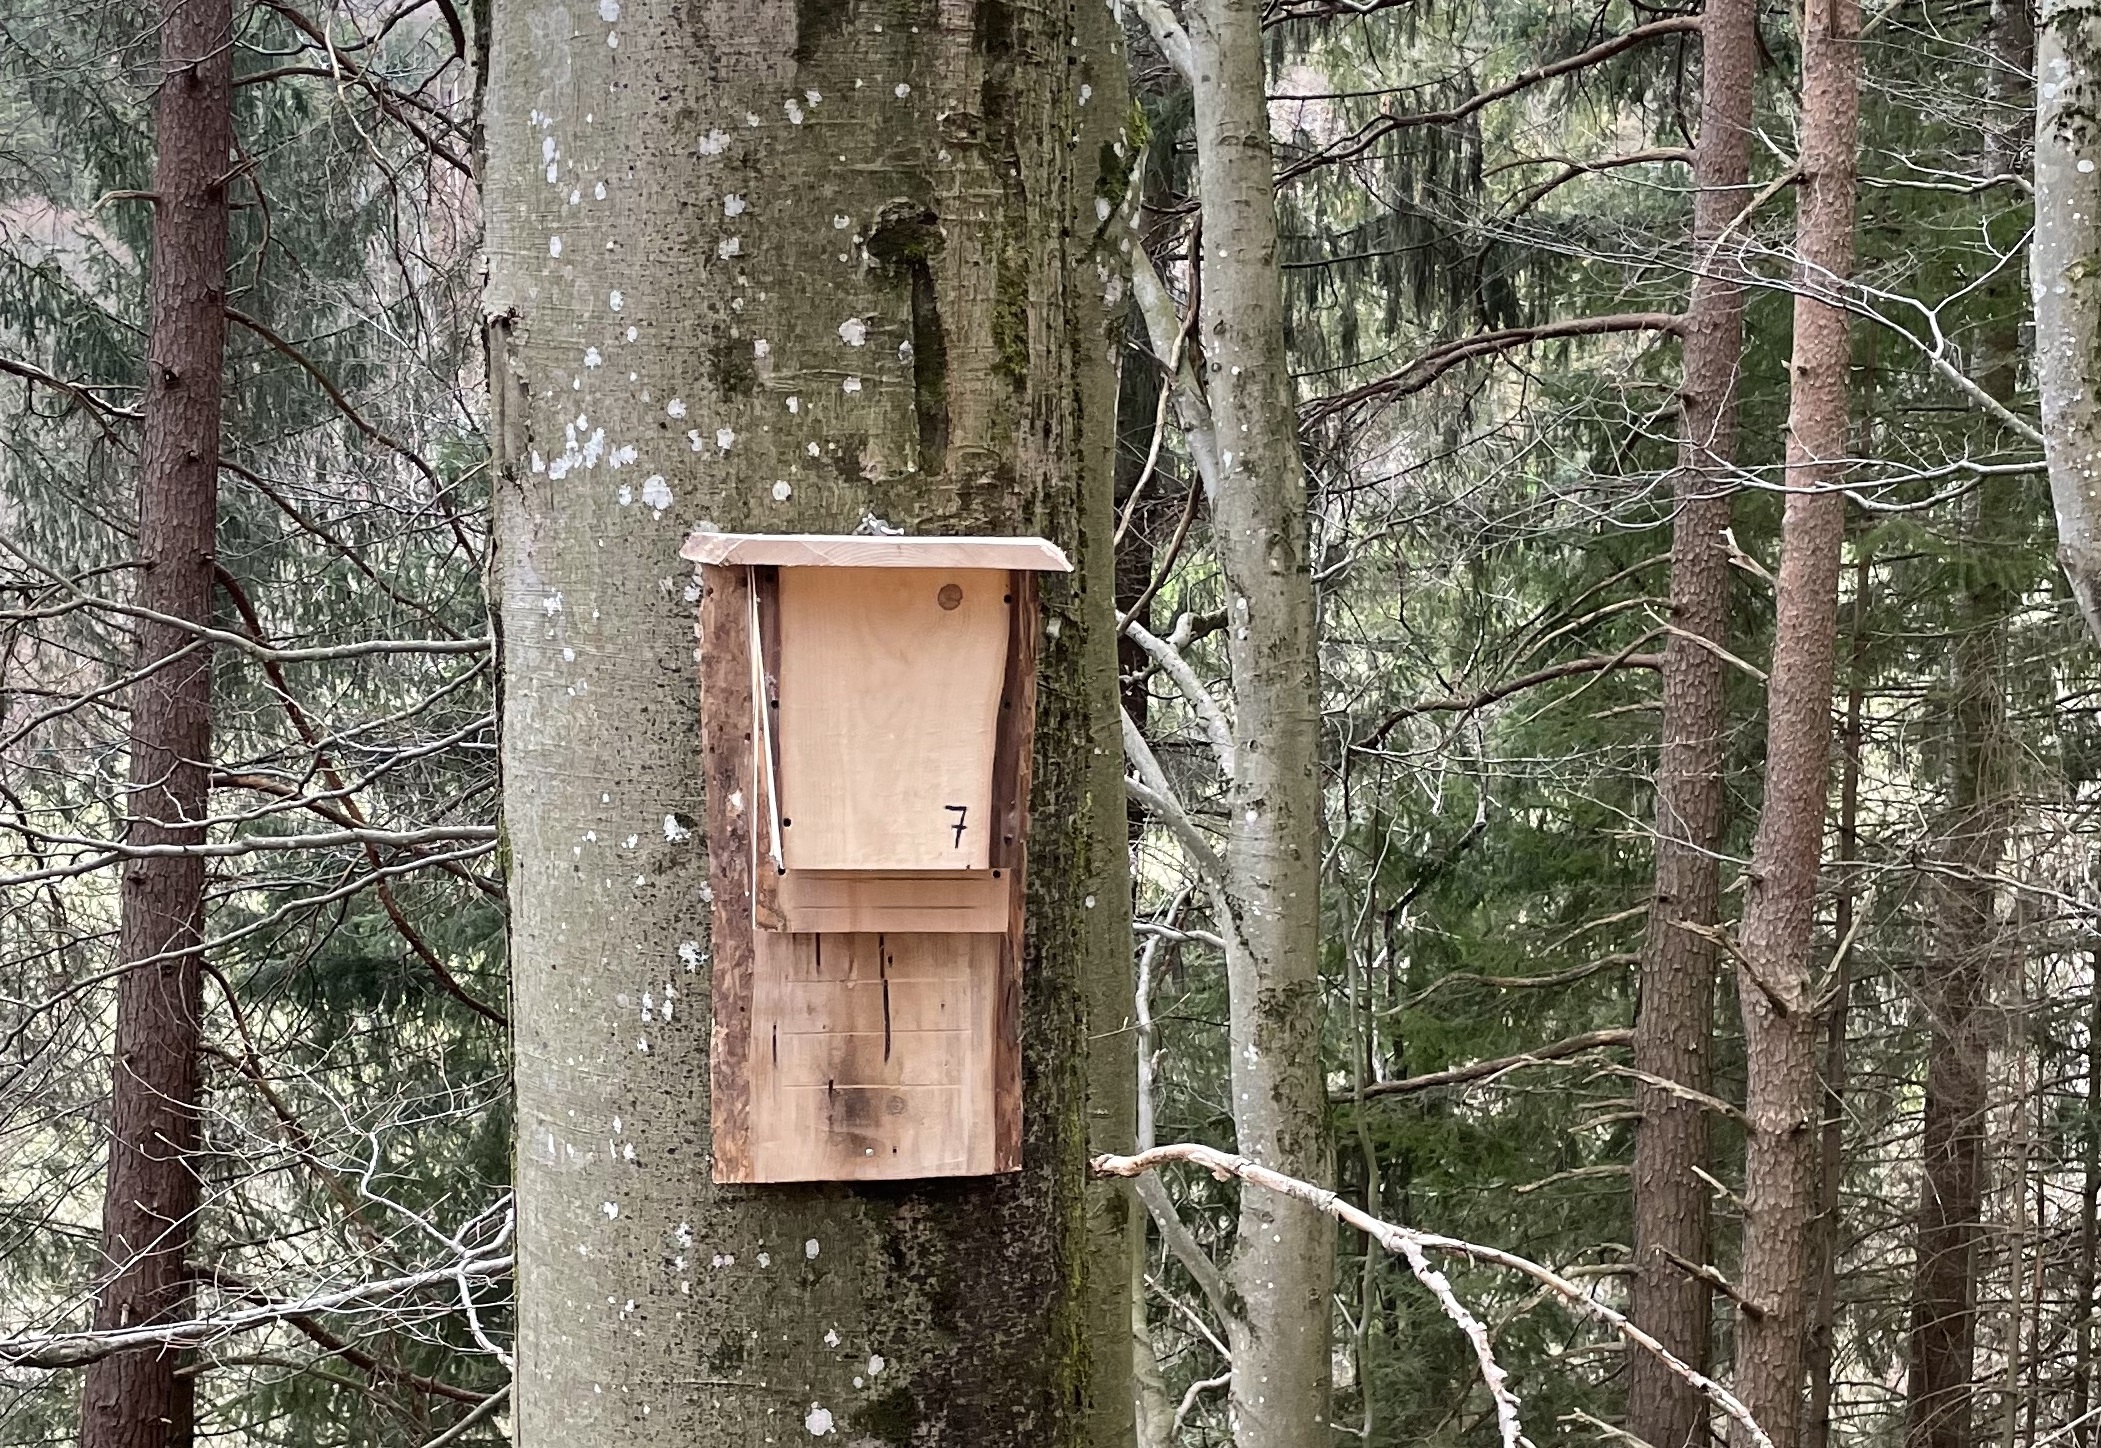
<box><xmin>770</xmin><ymin>870</ymin><xmax>1011</xmax><ymax>933</ymax></box>
<box><xmin>746</xmin><ymin>932</ymin><xmax>1001</xmax><ymax>1181</ymax></box>
<box><xmin>775</xmin><ymin>566</ymin><xmax>1009</xmax><ymax>871</ymax></box>
<box><xmin>681</xmin><ymin>532</ymin><xmax>1071</xmax><ymax>573</ymax></box>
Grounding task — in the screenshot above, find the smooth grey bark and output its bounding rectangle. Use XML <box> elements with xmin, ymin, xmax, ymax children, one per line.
<box><xmin>1126</xmin><ymin>0</ymin><xmax>1334</xmax><ymax>1442</ymax></box>
<box><xmin>484</xmin><ymin>3</ymin><xmax>1133</xmax><ymax>1444</ymax></box>
<box><xmin>2037</xmin><ymin>0</ymin><xmax>2101</xmax><ymax>643</ymax></box>
<box><xmin>1186</xmin><ymin>0</ymin><xmax>1334</xmax><ymax>1438</ymax></box>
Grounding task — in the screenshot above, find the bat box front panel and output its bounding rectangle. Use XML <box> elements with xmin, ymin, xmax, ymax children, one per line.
<box><xmin>774</xmin><ymin>566</ymin><xmax>1010</xmax><ymax>872</ymax></box>
<box><xmin>745</xmin><ymin>930</ymin><xmax>1003</xmax><ymax>1181</ymax></box>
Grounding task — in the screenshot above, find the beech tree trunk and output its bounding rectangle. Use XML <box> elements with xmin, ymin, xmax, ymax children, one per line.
<box><xmin>1730</xmin><ymin>1</ymin><xmax>1860</xmax><ymax>1444</ymax></box>
<box><xmin>1177</xmin><ymin>0</ymin><xmax>1336</xmax><ymax>1441</ymax></box>
<box><xmin>1627</xmin><ymin>0</ymin><xmax>1758</xmax><ymax>1440</ymax></box>
<box><xmin>484</xmin><ymin>2</ymin><xmax>1133</xmax><ymax>1445</ymax></box>
<box><xmin>79</xmin><ymin>4</ymin><xmax>232</xmax><ymax>1445</ymax></box>
<box><xmin>2036</xmin><ymin>0</ymin><xmax>2101</xmax><ymax>645</ymax></box>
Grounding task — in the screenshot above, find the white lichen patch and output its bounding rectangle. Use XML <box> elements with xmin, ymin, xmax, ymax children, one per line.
<box><xmin>698</xmin><ymin>128</ymin><xmax>731</xmax><ymax>155</ymax></box>
<box><xmin>772</xmin><ymin>480</ymin><xmax>793</xmax><ymax>502</ymax></box>
<box><xmin>549</xmin><ymin>235</ymin><xmax>563</xmax><ymax>256</ymax></box>
<box><xmin>667</xmin><ymin>398</ymin><xmax>686</xmax><ymax>417</ymax></box>
<box><xmin>640</xmin><ymin>475</ymin><xmax>673</xmax><ymax>514</ymax></box>
<box><xmin>724</xmin><ymin>193</ymin><xmax>747</xmax><ymax>216</ymax></box>
<box><xmin>837</xmin><ymin>317</ymin><xmax>868</xmax><ymax>346</ymax></box>
<box><xmin>609</xmin><ymin>289</ymin><xmax>624</xmax><ymax>311</ymax></box>
<box><xmin>805</xmin><ymin>1405</ymin><xmax>834</xmax><ymax>1437</ymax></box>
<box><xmin>716</xmin><ymin>427</ymin><xmax>736</xmax><ymax>451</ymax></box>
<box><xmin>842</xmin><ymin>376</ymin><xmax>862</xmax><ymax>393</ymax></box>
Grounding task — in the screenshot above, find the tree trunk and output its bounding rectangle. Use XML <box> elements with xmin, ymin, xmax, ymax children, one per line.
<box><xmin>1903</xmin><ymin>19</ymin><xmax>2027</xmax><ymax>1433</ymax></box>
<box><xmin>484</xmin><ymin>3</ymin><xmax>1133</xmax><ymax>1445</ymax></box>
<box><xmin>2072</xmin><ymin>950</ymin><xmax>2100</xmax><ymax>1448</ymax></box>
<box><xmin>1803</xmin><ymin>553</ymin><xmax>1868</xmax><ymax>1448</ymax></box>
<box><xmin>1179</xmin><ymin>0</ymin><xmax>1335</xmax><ymax>1442</ymax></box>
<box><xmin>2037</xmin><ymin>0</ymin><xmax>2101</xmax><ymax>645</ymax></box>
<box><xmin>1627</xmin><ymin>0</ymin><xmax>1758</xmax><ymax>1438</ymax></box>
<box><xmin>1730</xmin><ymin>0</ymin><xmax>1859</xmax><ymax>1442</ymax></box>
<box><xmin>79</xmin><ymin>3</ymin><xmax>232</xmax><ymax>1445</ymax></box>
<box><xmin>1901</xmin><ymin>512</ymin><xmax>2014</xmax><ymax>1448</ymax></box>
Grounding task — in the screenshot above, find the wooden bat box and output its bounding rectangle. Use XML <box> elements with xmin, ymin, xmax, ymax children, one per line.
<box><xmin>681</xmin><ymin>532</ymin><xmax>1071</xmax><ymax>1182</ymax></box>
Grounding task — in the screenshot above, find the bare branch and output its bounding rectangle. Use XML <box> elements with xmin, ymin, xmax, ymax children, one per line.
<box><xmin>1093</xmin><ymin>1144</ymin><xmax>1773</xmax><ymax>1448</ymax></box>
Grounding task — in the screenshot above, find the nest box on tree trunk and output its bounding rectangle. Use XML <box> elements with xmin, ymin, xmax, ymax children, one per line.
<box><xmin>681</xmin><ymin>531</ymin><xmax>1071</xmax><ymax>1183</ymax></box>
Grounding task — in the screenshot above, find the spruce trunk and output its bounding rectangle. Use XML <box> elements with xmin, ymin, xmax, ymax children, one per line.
<box><xmin>1731</xmin><ymin>0</ymin><xmax>1859</xmax><ymax>1443</ymax></box>
<box><xmin>80</xmin><ymin>3</ymin><xmax>232</xmax><ymax>1444</ymax></box>
<box><xmin>483</xmin><ymin>2</ymin><xmax>1133</xmax><ymax>1445</ymax></box>
<box><xmin>1627</xmin><ymin>0</ymin><xmax>1757</xmax><ymax>1439</ymax></box>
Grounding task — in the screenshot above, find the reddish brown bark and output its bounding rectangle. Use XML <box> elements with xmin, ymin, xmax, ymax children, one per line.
<box><xmin>1899</xmin><ymin>11</ymin><xmax>2028</xmax><ymax>1446</ymax></box>
<box><xmin>1626</xmin><ymin>2</ymin><xmax>1759</xmax><ymax>1443</ymax></box>
<box><xmin>1730</xmin><ymin>0</ymin><xmax>1859</xmax><ymax>1444</ymax></box>
<box><xmin>79</xmin><ymin>3</ymin><xmax>232</xmax><ymax>1445</ymax></box>
<box><xmin>1804</xmin><ymin>554</ymin><xmax>1868</xmax><ymax>1448</ymax></box>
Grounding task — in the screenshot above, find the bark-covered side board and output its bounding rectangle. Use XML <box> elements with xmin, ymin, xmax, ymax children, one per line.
<box><xmin>484</xmin><ymin>0</ymin><xmax>1136</xmax><ymax>1440</ymax></box>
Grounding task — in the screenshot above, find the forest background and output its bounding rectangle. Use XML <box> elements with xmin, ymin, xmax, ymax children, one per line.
<box><xmin>0</xmin><ymin>3</ymin><xmax>2096</xmax><ymax>1448</ymax></box>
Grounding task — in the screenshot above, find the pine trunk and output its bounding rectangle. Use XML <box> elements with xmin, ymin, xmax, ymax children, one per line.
<box><xmin>483</xmin><ymin>2</ymin><xmax>1133</xmax><ymax>1445</ymax></box>
<box><xmin>1730</xmin><ymin>0</ymin><xmax>1859</xmax><ymax>1443</ymax></box>
<box><xmin>1627</xmin><ymin>0</ymin><xmax>1757</xmax><ymax>1438</ymax></box>
<box><xmin>1182</xmin><ymin>0</ymin><xmax>1335</xmax><ymax>1441</ymax></box>
<box><xmin>79</xmin><ymin>3</ymin><xmax>232</xmax><ymax>1444</ymax></box>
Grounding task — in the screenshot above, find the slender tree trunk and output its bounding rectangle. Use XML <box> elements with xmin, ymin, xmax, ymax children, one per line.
<box><xmin>1730</xmin><ymin>0</ymin><xmax>1859</xmax><ymax>1443</ymax></box>
<box><xmin>1903</xmin><ymin>19</ymin><xmax>2027</xmax><ymax>1433</ymax></box>
<box><xmin>1804</xmin><ymin>553</ymin><xmax>1869</xmax><ymax>1448</ymax></box>
<box><xmin>2072</xmin><ymin>952</ymin><xmax>2100</xmax><ymax>1448</ymax></box>
<box><xmin>1177</xmin><ymin>0</ymin><xmax>1334</xmax><ymax>1442</ymax></box>
<box><xmin>1627</xmin><ymin>0</ymin><xmax>1758</xmax><ymax>1440</ymax></box>
<box><xmin>79</xmin><ymin>4</ymin><xmax>232</xmax><ymax>1445</ymax></box>
<box><xmin>2036</xmin><ymin>0</ymin><xmax>2101</xmax><ymax>644</ymax></box>
<box><xmin>1902</xmin><ymin>512</ymin><xmax>2014</xmax><ymax>1448</ymax></box>
<box><xmin>484</xmin><ymin>3</ymin><xmax>1133</xmax><ymax>1444</ymax></box>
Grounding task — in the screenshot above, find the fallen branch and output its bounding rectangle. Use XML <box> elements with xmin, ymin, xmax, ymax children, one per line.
<box><xmin>1093</xmin><ymin>1144</ymin><xmax>1772</xmax><ymax>1448</ymax></box>
<box><xmin>0</xmin><ymin>1256</ymin><xmax>513</xmax><ymax>1369</ymax></box>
